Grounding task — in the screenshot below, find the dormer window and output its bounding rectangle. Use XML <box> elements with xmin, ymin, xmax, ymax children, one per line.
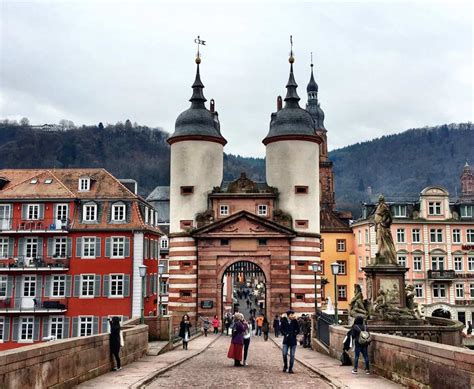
<box><xmin>392</xmin><ymin>205</ymin><xmax>407</xmax><ymax>218</ymax></box>
<box><xmin>160</xmin><ymin>237</ymin><xmax>168</xmax><ymax>249</ymax></box>
<box><xmin>111</xmin><ymin>203</ymin><xmax>126</xmax><ymax>222</ymax></box>
<box><xmin>220</xmin><ymin>205</ymin><xmax>229</xmax><ymax>216</ymax></box>
<box><xmin>30</xmin><ymin>179</ymin><xmax>38</xmax><ymax>184</ymax></box>
<box><xmin>257</xmin><ymin>204</ymin><xmax>268</xmax><ymax>216</ymax></box>
<box><xmin>460</xmin><ymin>205</ymin><xmax>473</xmax><ymax>218</ymax></box>
<box><xmin>428</xmin><ymin>202</ymin><xmax>442</xmax><ymax>216</ymax></box>
<box><xmin>79</xmin><ymin>178</ymin><xmax>91</xmax><ymax>192</ymax></box>
<box><xmin>83</xmin><ymin>202</ymin><xmax>97</xmax><ymax>222</ymax></box>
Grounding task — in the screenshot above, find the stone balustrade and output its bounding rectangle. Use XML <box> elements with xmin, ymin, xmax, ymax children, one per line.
<box><xmin>0</xmin><ymin>322</ymin><xmax>148</xmax><ymax>388</ymax></box>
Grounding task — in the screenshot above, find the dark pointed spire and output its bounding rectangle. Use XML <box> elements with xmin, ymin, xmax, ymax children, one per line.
<box><xmin>307</xmin><ymin>52</ymin><xmax>318</xmax><ymax>94</ymax></box>
<box><xmin>284</xmin><ymin>36</ymin><xmax>300</xmax><ymax>108</ymax></box>
<box><xmin>189</xmin><ymin>61</ymin><xmax>206</xmax><ymax>107</ymax></box>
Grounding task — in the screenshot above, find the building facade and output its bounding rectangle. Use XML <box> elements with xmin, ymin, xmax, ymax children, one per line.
<box><xmin>0</xmin><ymin>169</ymin><xmax>162</xmax><ymax>350</ymax></box>
<box><xmin>352</xmin><ymin>164</ymin><xmax>474</xmax><ymax>325</ymax></box>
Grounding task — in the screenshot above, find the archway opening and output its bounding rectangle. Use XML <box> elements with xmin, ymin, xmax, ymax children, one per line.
<box><xmin>432</xmin><ymin>307</ymin><xmax>451</xmax><ymax>319</ymax></box>
<box><xmin>221</xmin><ymin>261</ymin><xmax>266</xmax><ymax>320</ymax></box>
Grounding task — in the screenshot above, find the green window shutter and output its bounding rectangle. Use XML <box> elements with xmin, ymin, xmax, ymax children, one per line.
<box><xmin>47</xmin><ymin>238</ymin><xmax>54</xmax><ymax>258</ymax></box>
<box><xmin>21</xmin><ymin>205</ymin><xmax>27</xmax><ymax>220</ymax></box>
<box><xmin>124</xmin><ymin>275</ymin><xmax>130</xmax><ymax>297</ymax></box>
<box><xmin>94</xmin><ymin>275</ymin><xmax>101</xmax><ymax>297</ymax></box>
<box><xmin>65</xmin><ymin>275</ymin><xmax>72</xmax><ymax>297</ymax></box>
<box><xmin>102</xmin><ymin>317</ymin><xmax>108</xmax><ymax>333</ymax></box>
<box><xmin>6</xmin><ymin>275</ymin><xmax>13</xmax><ymax>297</ymax></box>
<box><xmin>105</xmin><ymin>238</ymin><xmax>111</xmax><ymax>257</ymax></box>
<box><xmin>37</xmin><ymin>238</ymin><xmax>44</xmax><ymax>257</ymax></box>
<box><xmin>95</xmin><ymin>237</ymin><xmax>101</xmax><ymax>258</ymax></box>
<box><xmin>76</xmin><ymin>238</ymin><xmax>83</xmax><ymax>258</ymax></box>
<box><xmin>125</xmin><ymin>237</ymin><xmax>130</xmax><ymax>257</ymax></box>
<box><xmin>38</xmin><ymin>204</ymin><xmax>45</xmax><ymax>220</ymax></box>
<box><xmin>3</xmin><ymin>318</ymin><xmax>10</xmax><ymax>341</ymax></box>
<box><xmin>42</xmin><ymin>317</ymin><xmax>49</xmax><ymax>339</ymax></box>
<box><xmin>126</xmin><ymin>202</ymin><xmax>132</xmax><ymax>223</ymax></box>
<box><xmin>103</xmin><ymin>275</ymin><xmax>109</xmax><ymax>297</ymax></box>
<box><xmin>14</xmin><ymin>277</ymin><xmax>22</xmax><ymax>306</ymax></box>
<box><xmin>8</xmin><ymin>238</ymin><xmax>14</xmax><ymax>257</ymax></box>
<box><xmin>12</xmin><ymin>317</ymin><xmax>19</xmax><ymax>341</ymax></box>
<box><xmin>34</xmin><ymin>317</ymin><xmax>40</xmax><ymax>341</ymax></box>
<box><xmin>36</xmin><ymin>275</ymin><xmax>43</xmax><ymax>299</ymax></box>
<box><xmin>93</xmin><ymin>317</ymin><xmax>99</xmax><ymax>335</ymax></box>
<box><xmin>44</xmin><ymin>275</ymin><xmax>51</xmax><ymax>298</ymax></box>
<box><xmin>67</xmin><ymin>238</ymin><xmax>72</xmax><ymax>258</ymax></box>
<box><xmin>73</xmin><ymin>275</ymin><xmax>81</xmax><ymax>297</ymax></box>
<box><xmin>18</xmin><ymin>238</ymin><xmax>25</xmax><ymax>257</ymax></box>
<box><xmin>72</xmin><ymin>317</ymin><xmax>78</xmax><ymax>337</ymax></box>
<box><xmin>63</xmin><ymin>317</ymin><xmax>70</xmax><ymax>338</ymax></box>
<box><xmin>144</xmin><ymin>238</ymin><xmax>148</xmax><ymax>259</ymax></box>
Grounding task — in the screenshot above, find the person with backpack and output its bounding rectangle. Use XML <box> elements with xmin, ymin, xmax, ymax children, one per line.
<box><xmin>351</xmin><ymin>316</ymin><xmax>371</xmax><ymax>374</ymax></box>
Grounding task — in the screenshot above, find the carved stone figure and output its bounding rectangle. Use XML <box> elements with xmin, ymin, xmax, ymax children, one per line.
<box><xmin>373</xmin><ymin>288</ymin><xmax>389</xmax><ymax>319</ymax></box>
<box><xmin>349</xmin><ymin>284</ymin><xmax>367</xmax><ymax>318</ymax></box>
<box><xmin>405</xmin><ymin>284</ymin><xmax>421</xmax><ymax>319</ymax></box>
<box><xmin>374</xmin><ymin>195</ymin><xmax>397</xmax><ymax>265</ymax></box>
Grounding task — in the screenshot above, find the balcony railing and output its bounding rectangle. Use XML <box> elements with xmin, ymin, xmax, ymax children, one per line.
<box><xmin>0</xmin><ymin>256</ymin><xmax>70</xmax><ymax>271</ymax></box>
<box><xmin>0</xmin><ymin>297</ymin><xmax>67</xmax><ymax>312</ymax></box>
<box><xmin>427</xmin><ymin>269</ymin><xmax>456</xmax><ymax>280</ymax></box>
<box><xmin>0</xmin><ymin>218</ymin><xmax>70</xmax><ymax>232</ymax></box>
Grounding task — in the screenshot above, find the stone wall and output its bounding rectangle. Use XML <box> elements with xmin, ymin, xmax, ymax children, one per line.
<box><xmin>145</xmin><ymin>315</ymin><xmax>172</xmax><ymax>341</ymax></box>
<box><xmin>329</xmin><ymin>325</ymin><xmax>474</xmax><ymax>389</ymax></box>
<box><xmin>0</xmin><ymin>323</ymin><xmax>148</xmax><ymax>389</ymax></box>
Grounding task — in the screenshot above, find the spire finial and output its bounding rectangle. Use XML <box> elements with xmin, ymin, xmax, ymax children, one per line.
<box><xmin>289</xmin><ymin>35</ymin><xmax>295</xmax><ymax>64</ymax></box>
<box><xmin>194</xmin><ymin>35</ymin><xmax>206</xmax><ymax>64</ymax></box>
<box><xmin>310</xmin><ymin>51</ymin><xmax>313</xmax><ymax>68</ymax></box>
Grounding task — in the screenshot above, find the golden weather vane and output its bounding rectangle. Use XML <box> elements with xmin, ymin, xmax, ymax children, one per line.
<box><xmin>194</xmin><ymin>35</ymin><xmax>206</xmax><ymax>63</ymax></box>
<box><xmin>289</xmin><ymin>35</ymin><xmax>295</xmax><ymax>64</ymax></box>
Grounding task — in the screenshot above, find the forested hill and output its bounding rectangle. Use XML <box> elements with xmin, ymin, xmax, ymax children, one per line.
<box><xmin>0</xmin><ymin>121</ymin><xmax>472</xmax><ymax>216</ymax></box>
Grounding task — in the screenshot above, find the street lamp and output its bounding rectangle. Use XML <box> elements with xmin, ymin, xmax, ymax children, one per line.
<box><xmin>330</xmin><ymin>262</ymin><xmax>340</xmax><ymax>325</ymax></box>
<box><xmin>158</xmin><ymin>263</ymin><xmax>165</xmax><ymax>317</ymax></box>
<box><xmin>138</xmin><ymin>265</ymin><xmax>147</xmax><ymax>324</ymax></box>
<box><xmin>311</xmin><ymin>262</ymin><xmax>322</xmax><ymax>317</ymax></box>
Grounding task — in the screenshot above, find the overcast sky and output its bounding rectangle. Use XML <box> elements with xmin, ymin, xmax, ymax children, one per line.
<box><xmin>1</xmin><ymin>0</ymin><xmax>472</xmax><ymax>157</ymax></box>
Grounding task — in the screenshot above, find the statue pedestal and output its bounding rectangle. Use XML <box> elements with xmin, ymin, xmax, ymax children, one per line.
<box><xmin>363</xmin><ymin>264</ymin><xmax>408</xmax><ymax>308</ymax></box>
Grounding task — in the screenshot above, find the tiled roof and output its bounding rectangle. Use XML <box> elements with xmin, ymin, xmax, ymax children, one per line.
<box><xmin>147</xmin><ymin>186</ymin><xmax>170</xmax><ymax>201</ymax></box>
<box><xmin>320</xmin><ymin>208</ymin><xmax>352</xmax><ymax>232</ymax></box>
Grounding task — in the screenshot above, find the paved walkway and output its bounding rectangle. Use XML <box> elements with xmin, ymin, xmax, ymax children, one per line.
<box><xmin>270</xmin><ymin>336</ymin><xmax>403</xmax><ymax>389</ymax></box>
<box><xmin>147</xmin><ymin>335</ymin><xmax>331</xmax><ymax>388</ymax></box>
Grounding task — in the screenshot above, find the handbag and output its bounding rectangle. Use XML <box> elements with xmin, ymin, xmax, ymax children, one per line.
<box><xmin>119</xmin><ymin>332</ymin><xmax>125</xmax><ymax>347</ymax></box>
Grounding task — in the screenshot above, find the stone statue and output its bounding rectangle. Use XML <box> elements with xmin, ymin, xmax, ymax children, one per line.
<box><xmin>374</xmin><ymin>195</ymin><xmax>397</xmax><ymax>265</ymax></box>
<box><xmin>405</xmin><ymin>284</ymin><xmax>421</xmax><ymax>319</ymax></box>
<box><xmin>349</xmin><ymin>284</ymin><xmax>368</xmax><ymax>318</ymax></box>
<box><xmin>373</xmin><ymin>288</ymin><xmax>389</xmax><ymax>319</ymax></box>
<box><xmin>387</xmin><ymin>283</ymin><xmax>400</xmax><ymax>305</ymax></box>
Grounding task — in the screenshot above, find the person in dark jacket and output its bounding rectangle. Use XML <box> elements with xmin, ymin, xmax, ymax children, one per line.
<box><xmin>262</xmin><ymin>317</ymin><xmax>270</xmax><ymax>341</ymax></box>
<box><xmin>179</xmin><ymin>314</ymin><xmax>192</xmax><ymax>350</ymax></box>
<box><xmin>280</xmin><ymin>313</ymin><xmax>289</xmax><ymax>336</ymax></box>
<box><xmin>282</xmin><ymin>310</ymin><xmax>299</xmax><ymax>374</ymax></box>
<box><xmin>109</xmin><ymin>316</ymin><xmax>122</xmax><ymax>371</ymax></box>
<box><xmin>227</xmin><ymin>312</ymin><xmax>246</xmax><ymax>366</ymax></box>
<box><xmin>273</xmin><ymin>315</ymin><xmax>281</xmax><ymax>337</ymax></box>
<box><xmin>351</xmin><ymin>316</ymin><xmax>370</xmax><ymax>374</ymax></box>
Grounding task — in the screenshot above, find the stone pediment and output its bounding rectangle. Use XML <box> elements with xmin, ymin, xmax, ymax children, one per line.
<box><xmin>192</xmin><ymin>210</ymin><xmax>295</xmax><ymax>238</ymax></box>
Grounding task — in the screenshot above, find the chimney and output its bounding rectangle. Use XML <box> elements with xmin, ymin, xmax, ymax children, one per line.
<box><xmin>277</xmin><ymin>96</ymin><xmax>282</xmax><ymax>111</ymax></box>
<box><xmin>119</xmin><ymin>179</ymin><xmax>138</xmax><ymax>195</ymax></box>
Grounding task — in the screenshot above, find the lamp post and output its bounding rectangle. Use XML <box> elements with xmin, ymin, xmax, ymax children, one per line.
<box><xmin>311</xmin><ymin>262</ymin><xmax>322</xmax><ymax>317</ymax></box>
<box><xmin>138</xmin><ymin>265</ymin><xmax>147</xmax><ymax>324</ymax></box>
<box><xmin>330</xmin><ymin>262</ymin><xmax>340</xmax><ymax>325</ymax></box>
<box><xmin>158</xmin><ymin>263</ymin><xmax>165</xmax><ymax>317</ymax></box>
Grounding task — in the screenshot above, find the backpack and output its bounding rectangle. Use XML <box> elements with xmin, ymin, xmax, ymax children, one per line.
<box><xmin>357</xmin><ymin>325</ymin><xmax>372</xmax><ymax>345</ymax></box>
<box><xmin>340</xmin><ymin>350</ymin><xmax>352</xmax><ymax>366</ymax></box>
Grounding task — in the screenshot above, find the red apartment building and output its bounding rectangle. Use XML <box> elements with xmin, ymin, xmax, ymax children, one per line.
<box><xmin>0</xmin><ymin>169</ymin><xmax>162</xmax><ymax>350</ymax></box>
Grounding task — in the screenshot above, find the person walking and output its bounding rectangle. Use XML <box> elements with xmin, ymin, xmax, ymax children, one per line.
<box><xmin>242</xmin><ymin>317</ymin><xmax>252</xmax><ymax>366</ymax></box>
<box><xmin>227</xmin><ymin>312</ymin><xmax>246</xmax><ymax>367</ymax></box>
<box><xmin>212</xmin><ymin>315</ymin><xmax>220</xmax><ymax>334</ymax></box>
<box><xmin>224</xmin><ymin>314</ymin><xmax>231</xmax><ymax>335</ymax></box>
<box><xmin>351</xmin><ymin>316</ymin><xmax>371</xmax><ymax>374</ymax></box>
<box><xmin>200</xmin><ymin>316</ymin><xmax>211</xmax><ymax>337</ymax></box>
<box><xmin>273</xmin><ymin>315</ymin><xmax>281</xmax><ymax>338</ymax></box>
<box><xmin>108</xmin><ymin>316</ymin><xmax>123</xmax><ymax>371</ymax></box>
<box><xmin>467</xmin><ymin>321</ymin><xmax>472</xmax><ymax>335</ymax></box>
<box><xmin>262</xmin><ymin>317</ymin><xmax>270</xmax><ymax>341</ymax></box>
<box><xmin>282</xmin><ymin>310</ymin><xmax>299</xmax><ymax>374</ymax></box>
<box><xmin>255</xmin><ymin>314</ymin><xmax>264</xmax><ymax>336</ymax></box>
<box><xmin>179</xmin><ymin>314</ymin><xmax>192</xmax><ymax>350</ymax></box>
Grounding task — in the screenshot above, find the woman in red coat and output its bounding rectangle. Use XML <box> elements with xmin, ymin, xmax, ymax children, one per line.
<box><xmin>227</xmin><ymin>313</ymin><xmax>246</xmax><ymax>366</ymax></box>
<box><xmin>212</xmin><ymin>315</ymin><xmax>220</xmax><ymax>334</ymax></box>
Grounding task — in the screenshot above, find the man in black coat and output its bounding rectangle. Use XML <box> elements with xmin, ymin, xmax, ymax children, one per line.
<box><xmin>282</xmin><ymin>310</ymin><xmax>300</xmax><ymax>374</ymax></box>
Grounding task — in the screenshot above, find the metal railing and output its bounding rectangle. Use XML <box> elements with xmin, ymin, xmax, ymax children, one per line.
<box><xmin>314</xmin><ymin>310</ymin><xmax>333</xmax><ymax>347</ymax></box>
<box><xmin>0</xmin><ymin>256</ymin><xmax>70</xmax><ymax>270</ymax></box>
<box><xmin>0</xmin><ymin>218</ymin><xmax>71</xmax><ymax>232</ymax></box>
<box><xmin>0</xmin><ymin>297</ymin><xmax>67</xmax><ymax>312</ymax></box>
<box><xmin>427</xmin><ymin>269</ymin><xmax>456</xmax><ymax>280</ymax></box>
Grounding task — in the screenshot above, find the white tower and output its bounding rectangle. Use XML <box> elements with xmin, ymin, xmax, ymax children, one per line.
<box><xmin>263</xmin><ymin>53</ymin><xmax>321</xmax><ymax>234</ymax></box>
<box><xmin>168</xmin><ymin>56</ymin><xmax>226</xmax><ymax>233</ymax></box>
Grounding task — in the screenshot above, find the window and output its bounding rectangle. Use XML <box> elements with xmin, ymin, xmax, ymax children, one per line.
<box><xmin>160</xmin><ymin>280</ymin><xmax>169</xmax><ymax>295</ymax></box>
<box><xmin>50</xmin><ymin>317</ymin><xmax>64</xmax><ymax>339</ymax></box>
<box><xmin>433</xmin><ymin>284</ymin><xmax>446</xmax><ymax>298</ymax></box>
<box><xmin>220</xmin><ymin>239</ymin><xmax>229</xmax><ymax>246</ymax></box>
<box><xmin>0</xmin><ymin>275</ymin><xmax>8</xmax><ymax>297</ymax></box>
<box><xmin>414</xmin><ymin>284</ymin><xmax>424</xmax><ymax>298</ymax></box>
<box><xmin>358</xmin><ymin>256</ymin><xmax>362</xmax><ymax>271</ymax></box>
<box><xmin>428</xmin><ymin>202</ymin><xmax>442</xmax><ymax>215</ymax></box>
<box><xmin>110</xmin><ymin>274</ymin><xmax>124</xmax><ymax>297</ymax></box>
<box><xmin>455</xmin><ymin>284</ymin><xmax>464</xmax><ymax>299</ymax></box>
<box><xmin>79</xmin><ymin>316</ymin><xmax>93</xmax><ymax>336</ymax></box>
<box><xmin>392</xmin><ymin>205</ymin><xmax>407</xmax><ymax>217</ymax></box>
<box><xmin>55</xmin><ymin>204</ymin><xmax>68</xmax><ymax>221</ymax></box>
<box><xmin>337</xmin><ymin>261</ymin><xmax>347</xmax><ymax>275</ymax></box>
<box><xmin>454</xmin><ymin>256</ymin><xmax>463</xmax><ymax>272</ymax></box>
<box><xmin>257</xmin><ymin>205</ymin><xmax>268</xmax><ymax>216</ymax></box>
<box><xmin>82</xmin><ymin>237</ymin><xmax>96</xmax><ymax>258</ymax></box>
<box><xmin>412</xmin><ymin>229</ymin><xmax>421</xmax><ymax>243</ymax></box>
<box><xmin>358</xmin><ymin>230</ymin><xmax>362</xmax><ymax>245</ymax></box>
<box><xmin>415</xmin><ymin>284</ymin><xmax>424</xmax><ymax>298</ymax></box>
<box><xmin>111</xmin><ymin>237</ymin><xmax>125</xmax><ymax>258</ymax></box>
<box><xmin>470</xmin><ymin>284</ymin><xmax>474</xmax><ymax>298</ymax></box>
<box><xmin>30</xmin><ymin>179</ymin><xmax>38</xmax><ymax>184</ymax></box>
<box><xmin>111</xmin><ymin>203</ymin><xmax>126</xmax><ymax>222</ymax></box>
<box><xmin>460</xmin><ymin>205</ymin><xmax>473</xmax><ymax>218</ymax></box>
<box><xmin>180</xmin><ymin>186</ymin><xmax>194</xmax><ymax>195</ymax></box>
<box><xmin>452</xmin><ymin>229</ymin><xmax>461</xmax><ymax>244</ymax></box>
<box><xmin>27</xmin><ymin>204</ymin><xmax>40</xmax><ymax>220</ymax></box>
<box><xmin>431</xmin><ymin>256</ymin><xmax>445</xmax><ymax>271</ymax></box>
<box><xmin>0</xmin><ymin>238</ymin><xmax>9</xmax><ymax>259</ymax></box>
<box><xmin>45</xmin><ymin>179</ymin><xmax>53</xmax><ymax>184</ymax></box>
<box><xmin>396</xmin><ymin>229</ymin><xmax>405</xmax><ymax>243</ymax></box>
<box><xmin>468</xmin><ymin>229</ymin><xmax>474</xmax><ymax>243</ymax></box>
<box><xmin>219</xmin><ymin>205</ymin><xmax>229</xmax><ymax>216</ymax></box>
<box><xmin>336</xmin><ymin>240</ymin><xmax>346</xmax><ymax>252</ymax></box>
<box><xmin>320</xmin><ymin>239</ymin><xmax>324</xmax><ymax>252</ymax></box>
<box><xmin>337</xmin><ymin>285</ymin><xmax>347</xmax><ymax>301</ymax></box>
<box><xmin>83</xmin><ymin>203</ymin><xmax>97</xmax><ymax>222</ymax></box>
<box><xmin>413</xmin><ymin>256</ymin><xmax>423</xmax><ymax>271</ymax></box>
<box><xmin>53</xmin><ymin>237</ymin><xmax>67</xmax><ymax>258</ymax></box>
<box><xmin>24</xmin><ymin>237</ymin><xmax>38</xmax><ymax>259</ymax></box>
<box><xmin>180</xmin><ymin>290</ymin><xmax>192</xmax><ymax>298</ymax></box>
<box><xmin>365</xmin><ymin>229</ymin><xmax>369</xmax><ymax>244</ymax></box>
<box><xmin>51</xmin><ymin>275</ymin><xmax>66</xmax><ymax>297</ymax></box>
<box><xmin>0</xmin><ymin>317</ymin><xmax>4</xmax><ymax>341</ymax></box>
<box><xmin>81</xmin><ymin>275</ymin><xmax>95</xmax><ymax>297</ymax></box>
<box><xmin>468</xmin><ymin>257</ymin><xmax>474</xmax><ymax>271</ymax></box>
<box><xmin>295</xmin><ymin>186</ymin><xmax>308</xmax><ymax>194</ymax></box>
<box><xmin>397</xmin><ymin>256</ymin><xmax>406</xmax><ymax>267</ymax></box>
<box><xmin>180</xmin><ymin>220</ymin><xmax>193</xmax><ymax>229</ymax></box>
<box><xmin>22</xmin><ymin>276</ymin><xmax>36</xmax><ymax>297</ymax></box>
<box><xmin>430</xmin><ymin>228</ymin><xmax>443</xmax><ymax>243</ymax></box>
<box><xmin>258</xmin><ymin>238</ymin><xmax>267</xmax><ymax>246</ymax></box>
<box><xmin>79</xmin><ymin>178</ymin><xmax>90</xmax><ymax>191</ymax></box>
<box><xmin>160</xmin><ymin>238</ymin><xmax>168</xmax><ymax>249</ymax></box>
<box><xmin>20</xmin><ymin>317</ymin><xmax>34</xmax><ymax>342</ymax></box>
